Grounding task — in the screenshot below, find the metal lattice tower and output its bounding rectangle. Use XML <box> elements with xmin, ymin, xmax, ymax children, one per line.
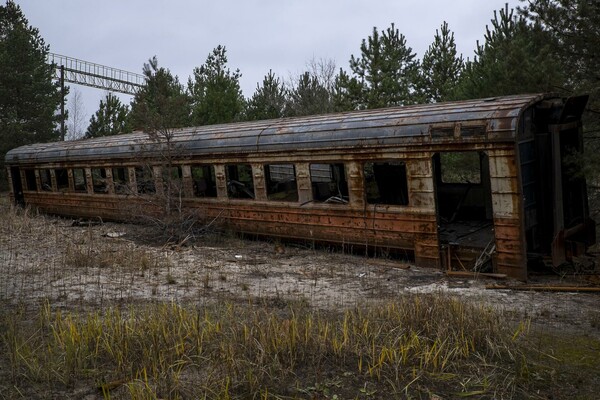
<box><xmin>48</xmin><ymin>53</ymin><xmax>146</xmax><ymax>95</ymax></box>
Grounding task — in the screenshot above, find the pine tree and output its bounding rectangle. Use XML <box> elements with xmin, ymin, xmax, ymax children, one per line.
<box><xmin>522</xmin><ymin>0</ymin><xmax>599</xmax><ymax>97</ymax></box>
<box><xmin>332</xmin><ymin>68</ymin><xmax>363</xmax><ymax>112</ymax></box>
<box><xmin>85</xmin><ymin>93</ymin><xmax>131</xmax><ymax>138</ymax></box>
<box><xmin>246</xmin><ymin>70</ymin><xmax>286</xmax><ymax>121</ymax></box>
<box><xmin>0</xmin><ymin>0</ymin><xmax>63</xmax><ymax>187</ymax></box>
<box><xmin>188</xmin><ymin>45</ymin><xmax>245</xmax><ymax>125</ymax></box>
<box><xmin>284</xmin><ymin>71</ymin><xmax>332</xmax><ymax>117</ymax></box>
<box><xmin>347</xmin><ymin>23</ymin><xmax>420</xmax><ymax>109</ymax></box>
<box><xmin>521</xmin><ymin>1</ymin><xmax>600</xmax><ymax>190</ymax></box>
<box><xmin>129</xmin><ymin>57</ymin><xmax>191</xmax><ymax>218</ymax></box>
<box><xmin>452</xmin><ymin>5</ymin><xmax>563</xmax><ymax>100</ymax></box>
<box><xmin>129</xmin><ymin>56</ymin><xmax>191</xmax><ymax>131</ymax></box>
<box><xmin>419</xmin><ymin>22</ymin><xmax>464</xmax><ymax>103</ymax></box>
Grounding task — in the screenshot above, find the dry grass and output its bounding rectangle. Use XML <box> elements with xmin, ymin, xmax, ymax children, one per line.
<box><xmin>1</xmin><ymin>197</ymin><xmax>599</xmax><ymax>399</ymax></box>
<box><xmin>0</xmin><ymin>295</ymin><xmax>530</xmax><ymax>399</ymax></box>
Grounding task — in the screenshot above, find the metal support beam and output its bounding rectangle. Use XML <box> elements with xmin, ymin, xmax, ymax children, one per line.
<box><xmin>48</xmin><ymin>53</ymin><xmax>145</xmax><ymax>95</ymax></box>
<box><xmin>60</xmin><ymin>65</ymin><xmax>65</xmax><ymax>141</ymax></box>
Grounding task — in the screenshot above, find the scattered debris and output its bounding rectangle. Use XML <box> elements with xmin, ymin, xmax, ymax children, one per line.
<box><xmin>102</xmin><ymin>231</ymin><xmax>126</xmax><ymax>238</ymax></box>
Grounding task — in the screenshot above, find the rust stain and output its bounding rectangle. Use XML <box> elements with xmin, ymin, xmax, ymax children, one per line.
<box><xmin>5</xmin><ymin>94</ymin><xmax>595</xmax><ymax>281</ymax></box>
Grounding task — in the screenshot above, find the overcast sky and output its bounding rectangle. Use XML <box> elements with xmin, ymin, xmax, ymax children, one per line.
<box><xmin>16</xmin><ymin>0</ymin><xmax>521</xmax><ymax>132</ymax></box>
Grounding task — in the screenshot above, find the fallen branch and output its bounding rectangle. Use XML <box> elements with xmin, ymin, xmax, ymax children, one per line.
<box><xmin>486</xmin><ymin>284</ymin><xmax>600</xmax><ymax>293</ymax></box>
<box><xmin>447</xmin><ymin>271</ymin><xmax>507</xmax><ymax>279</ymax></box>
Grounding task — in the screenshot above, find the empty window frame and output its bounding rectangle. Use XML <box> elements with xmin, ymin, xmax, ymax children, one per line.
<box><xmin>226</xmin><ymin>164</ymin><xmax>255</xmax><ymax>199</ymax></box>
<box><xmin>24</xmin><ymin>169</ymin><xmax>37</xmax><ymax>191</ymax></box>
<box><xmin>265</xmin><ymin>164</ymin><xmax>298</xmax><ymax>202</ymax></box>
<box><xmin>55</xmin><ymin>168</ymin><xmax>69</xmax><ymax>191</ymax></box>
<box><xmin>191</xmin><ymin>165</ymin><xmax>217</xmax><ymax>198</ymax></box>
<box><xmin>112</xmin><ymin>167</ymin><xmax>130</xmax><ymax>194</ymax></box>
<box><xmin>310</xmin><ymin>163</ymin><xmax>348</xmax><ymax>203</ymax></box>
<box><xmin>135</xmin><ymin>166</ymin><xmax>156</xmax><ymax>194</ymax></box>
<box><xmin>40</xmin><ymin>169</ymin><xmax>52</xmax><ymax>191</ymax></box>
<box><xmin>91</xmin><ymin>168</ymin><xmax>108</xmax><ymax>194</ymax></box>
<box><xmin>162</xmin><ymin>166</ymin><xmax>183</xmax><ymax>196</ymax></box>
<box><xmin>73</xmin><ymin>168</ymin><xmax>87</xmax><ymax>193</ymax></box>
<box><xmin>364</xmin><ymin>162</ymin><xmax>409</xmax><ymax>206</ymax></box>
<box><xmin>439</xmin><ymin>152</ymin><xmax>481</xmax><ymax>184</ymax></box>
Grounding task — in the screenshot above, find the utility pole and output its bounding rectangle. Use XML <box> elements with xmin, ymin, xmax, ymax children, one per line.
<box><xmin>60</xmin><ymin>65</ymin><xmax>65</xmax><ymax>141</ymax></box>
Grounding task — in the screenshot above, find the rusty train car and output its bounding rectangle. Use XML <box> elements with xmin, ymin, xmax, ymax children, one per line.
<box><xmin>5</xmin><ymin>93</ymin><xmax>595</xmax><ymax>279</ymax></box>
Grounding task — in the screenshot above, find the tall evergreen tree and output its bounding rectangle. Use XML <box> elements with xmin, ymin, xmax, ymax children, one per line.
<box><xmin>521</xmin><ymin>1</ymin><xmax>600</xmax><ymax>188</ymax></box>
<box><xmin>129</xmin><ymin>57</ymin><xmax>191</xmax><ymax>217</ymax></box>
<box><xmin>129</xmin><ymin>56</ymin><xmax>191</xmax><ymax>131</ymax></box>
<box><xmin>346</xmin><ymin>23</ymin><xmax>420</xmax><ymax>109</ymax></box>
<box><xmin>419</xmin><ymin>22</ymin><xmax>464</xmax><ymax>103</ymax></box>
<box><xmin>284</xmin><ymin>71</ymin><xmax>332</xmax><ymax>117</ymax></box>
<box><xmin>188</xmin><ymin>45</ymin><xmax>245</xmax><ymax>125</ymax></box>
<box><xmin>452</xmin><ymin>5</ymin><xmax>563</xmax><ymax>100</ymax></box>
<box><xmin>246</xmin><ymin>70</ymin><xmax>286</xmax><ymax>121</ymax></box>
<box><xmin>332</xmin><ymin>68</ymin><xmax>363</xmax><ymax>112</ymax></box>
<box><xmin>0</xmin><ymin>0</ymin><xmax>63</xmax><ymax>187</ymax></box>
<box><xmin>521</xmin><ymin>0</ymin><xmax>600</xmax><ymax>97</ymax></box>
<box><xmin>86</xmin><ymin>93</ymin><xmax>131</xmax><ymax>138</ymax></box>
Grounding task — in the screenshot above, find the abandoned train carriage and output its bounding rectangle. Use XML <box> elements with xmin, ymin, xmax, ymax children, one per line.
<box><xmin>5</xmin><ymin>93</ymin><xmax>595</xmax><ymax>280</ymax></box>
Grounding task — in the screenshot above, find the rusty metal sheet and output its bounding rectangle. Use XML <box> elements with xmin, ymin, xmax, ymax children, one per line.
<box><xmin>6</xmin><ymin>94</ymin><xmax>554</xmax><ymax>166</ymax></box>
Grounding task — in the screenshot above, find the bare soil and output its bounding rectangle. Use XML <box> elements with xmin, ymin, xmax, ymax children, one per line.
<box><xmin>1</xmin><ymin>204</ymin><xmax>599</xmax><ymax>338</ymax></box>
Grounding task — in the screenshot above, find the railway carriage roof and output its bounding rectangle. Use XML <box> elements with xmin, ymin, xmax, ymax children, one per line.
<box><xmin>6</xmin><ymin>93</ymin><xmax>558</xmax><ymax>165</ymax></box>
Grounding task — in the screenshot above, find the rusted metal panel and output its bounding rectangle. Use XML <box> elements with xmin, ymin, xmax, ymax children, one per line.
<box><xmin>7</xmin><ymin>94</ymin><xmax>593</xmax><ymax>282</ymax></box>
<box><xmin>5</xmin><ymin>94</ymin><xmax>552</xmax><ymax>166</ymax></box>
<box><xmin>207</xmin><ymin>202</ymin><xmax>439</xmax><ymax>264</ymax></box>
<box><xmin>295</xmin><ymin>163</ymin><xmax>312</xmax><ymax>205</ymax></box>
<box><xmin>493</xmin><ymin>217</ymin><xmax>527</xmax><ymax>278</ymax></box>
<box><xmin>414</xmin><ymin>233</ymin><xmax>440</xmax><ymax>267</ymax></box>
<box><xmin>251</xmin><ymin>164</ymin><xmax>267</xmax><ymax>201</ymax></box>
<box><xmin>345</xmin><ymin>161</ymin><xmax>365</xmax><ymax>208</ymax></box>
<box><xmin>406</xmin><ymin>159</ymin><xmax>436</xmax><ymax>210</ymax></box>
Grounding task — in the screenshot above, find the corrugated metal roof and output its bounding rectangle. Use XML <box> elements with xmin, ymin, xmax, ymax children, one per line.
<box><xmin>5</xmin><ymin>93</ymin><xmax>554</xmax><ymax>165</ymax></box>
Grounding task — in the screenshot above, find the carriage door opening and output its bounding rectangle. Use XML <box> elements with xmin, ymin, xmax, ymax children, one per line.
<box><xmin>10</xmin><ymin>167</ymin><xmax>25</xmax><ymax>205</ymax></box>
<box><xmin>433</xmin><ymin>152</ymin><xmax>495</xmax><ymax>272</ymax></box>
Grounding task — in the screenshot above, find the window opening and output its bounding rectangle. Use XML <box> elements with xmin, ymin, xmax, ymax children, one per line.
<box><xmin>112</xmin><ymin>167</ymin><xmax>130</xmax><ymax>194</ymax></box>
<box><xmin>434</xmin><ymin>151</ymin><xmax>494</xmax><ymax>272</ymax></box>
<box><xmin>265</xmin><ymin>164</ymin><xmax>298</xmax><ymax>202</ymax></box>
<box><xmin>40</xmin><ymin>169</ymin><xmax>52</xmax><ymax>191</ymax></box>
<box><xmin>135</xmin><ymin>166</ymin><xmax>156</xmax><ymax>194</ymax></box>
<box><xmin>92</xmin><ymin>168</ymin><xmax>108</xmax><ymax>194</ymax></box>
<box><xmin>24</xmin><ymin>169</ymin><xmax>37</xmax><ymax>191</ymax></box>
<box><xmin>226</xmin><ymin>164</ymin><xmax>254</xmax><ymax>199</ymax></box>
<box><xmin>364</xmin><ymin>162</ymin><xmax>409</xmax><ymax>205</ymax></box>
<box><xmin>191</xmin><ymin>165</ymin><xmax>217</xmax><ymax>198</ymax></box>
<box><xmin>73</xmin><ymin>168</ymin><xmax>87</xmax><ymax>192</ymax></box>
<box><xmin>440</xmin><ymin>152</ymin><xmax>481</xmax><ymax>184</ymax></box>
<box><xmin>55</xmin><ymin>168</ymin><xmax>69</xmax><ymax>191</ymax></box>
<box><xmin>435</xmin><ymin>152</ymin><xmax>486</xmax><ymax>221</ymax></box>
<box><xmin>310</xmin><ymin>163</ymin><xmax>348</xmax><ymax>203</ymax></box>
<box><xmin>162</xmin><ymin>166</ymin><xmax>183</xmax><ymax>196</ymax></box>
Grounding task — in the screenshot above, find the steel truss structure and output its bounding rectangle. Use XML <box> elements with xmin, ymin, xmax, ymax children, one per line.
<box><xmin>48</xmin><ymin>53</ymin><xmax>145</xmax><ymax>95</ymax></box>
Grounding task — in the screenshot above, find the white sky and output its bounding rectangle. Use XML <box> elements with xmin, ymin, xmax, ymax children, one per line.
<box><xmin>15</xmin><ymin>0</ymin><xmax>522</xmax><ymax>131</ymax></box>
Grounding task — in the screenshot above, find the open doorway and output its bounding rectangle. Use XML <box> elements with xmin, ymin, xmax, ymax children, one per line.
<box><xmin>433</xmin><ymin>152</ymin><xmax>495</xmax><ymax>272</ymax></box>
<box><xmin>10</xmin><ymin>167</ymin><xmax>25</xmax><ymax>206</ymax></box>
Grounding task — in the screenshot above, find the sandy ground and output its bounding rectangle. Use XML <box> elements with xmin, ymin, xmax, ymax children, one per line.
<box><xmin>1</xmin><ymin>205</ymin><xmax>599</xmax><ymax>339</ymax></box>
